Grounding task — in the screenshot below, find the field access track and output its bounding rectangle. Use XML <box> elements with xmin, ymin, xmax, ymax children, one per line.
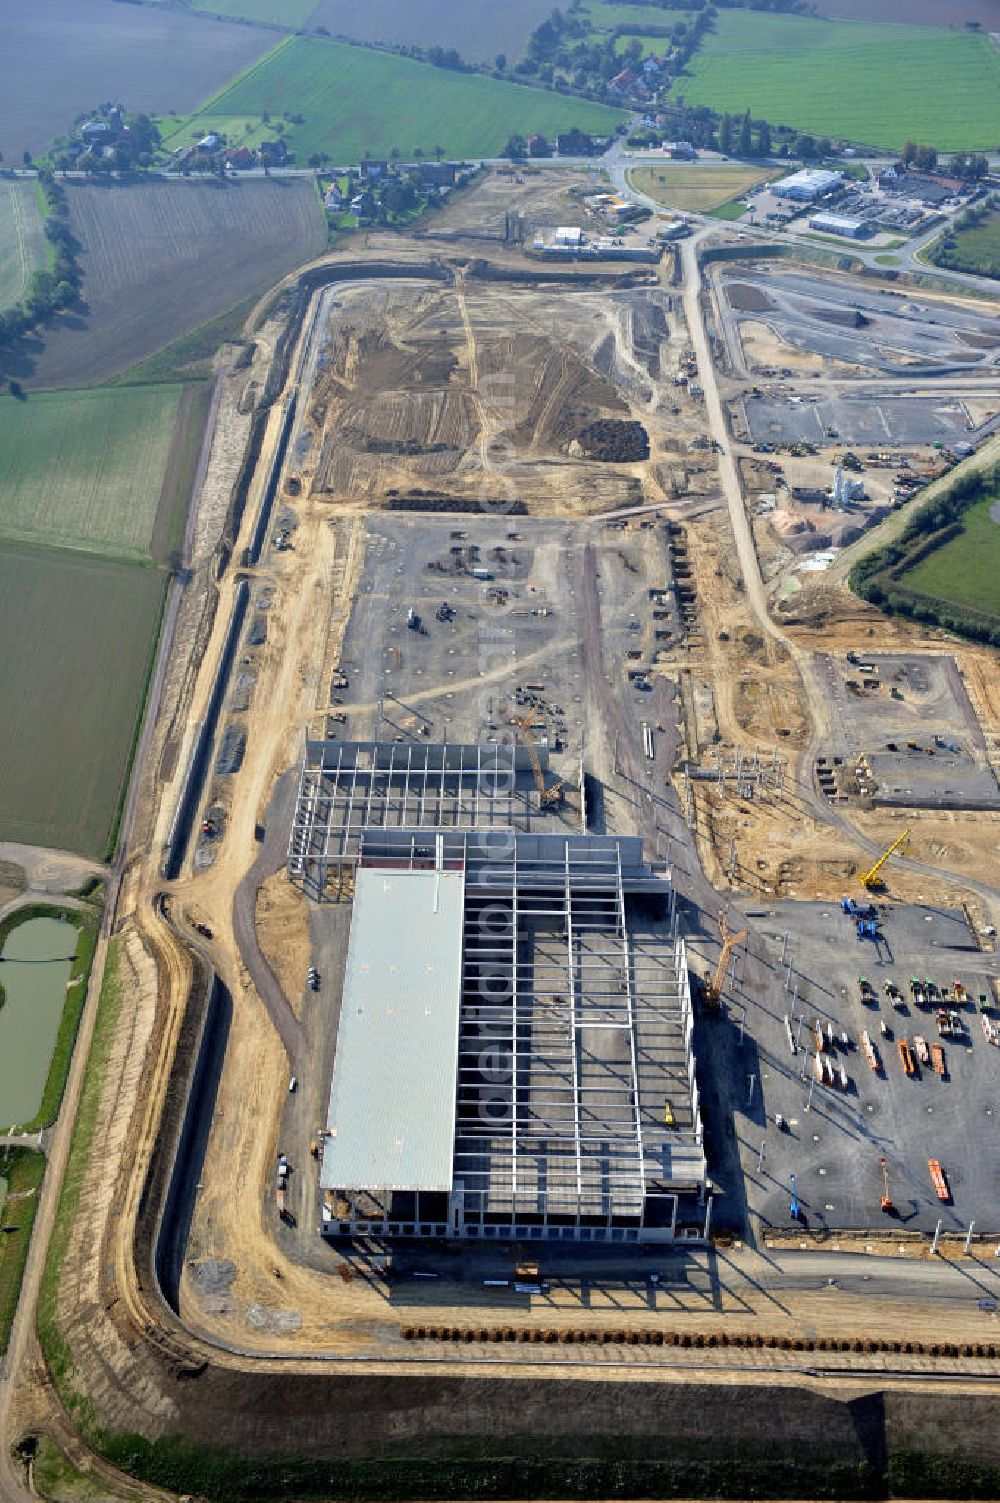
<box><xmin>0</xmin><ymin>181</ymin><xmax>47</xmax><ymax>311</ymax></box>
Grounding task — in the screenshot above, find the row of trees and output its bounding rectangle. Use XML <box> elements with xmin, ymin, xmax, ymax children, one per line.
<box><xmin>898</xmin><ymin>143</ymin><xmax>989</xmax><ymax>178</ymax></box>
<box><xmin>850</xmin><ymin>462</ymin><xmax>1000</xmax><ymax>647</ymax></box>
<box><xmin>629</xmin><ymin>100</ymin><xmax>838</xmax><ymax>164</ymax></box>
<box><xmin>0</xmin><ymin>174</ymin><xmax>82</xmax><ymax>354</ymax></box>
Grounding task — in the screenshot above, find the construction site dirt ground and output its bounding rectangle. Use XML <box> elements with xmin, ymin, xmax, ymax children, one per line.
<box><xmin>152</xmin><ymin>241</ymin><xmax>998</xmax><ymax>1354</ymax></box>
<box><xmin>293</xmin><ymin>271</ymin><xmax>716</xmax><ymax>515</ymax></box>
<box><xmin>14</xmin><ymin>195</ymin><xmax>1000</xmax><ymax>1491</ymax></box>
<box><xmin>415</xmin><ymin>165</ymin><xmax>613</xmax><ymax>244</ymax></box>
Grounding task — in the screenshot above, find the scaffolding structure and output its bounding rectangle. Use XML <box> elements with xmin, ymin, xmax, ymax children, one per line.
<box><xmin>288</xmin><ymin>740</ymin><xmax>574</xmax><ymax>897</ymax></box>
<box><xmin>323</xmin><ymin>833</ymin><xmax>707</xmax><ymax>1244</ymax></box>
<box><xmin>709</xmin><ymin>746</ymin><xmax>786</xmax><ymax>800</ymax></box>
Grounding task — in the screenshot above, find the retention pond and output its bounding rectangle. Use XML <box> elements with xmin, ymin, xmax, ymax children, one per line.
<box><xmin>0</xmin><ymin>915</ymin><xmax>76</xmax><ymax>1127</ymax></box>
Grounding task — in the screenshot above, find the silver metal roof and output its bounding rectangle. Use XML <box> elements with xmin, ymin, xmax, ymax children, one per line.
<box><xmin>320</xmin><ymin>863</ymin><xmax>465</xmax><ymax>1194</ymax></box>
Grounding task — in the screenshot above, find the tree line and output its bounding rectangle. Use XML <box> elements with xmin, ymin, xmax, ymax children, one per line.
<box><xmin>0</xmin><ymin>174</ymin><xmax>82</xmax><ymax>361</ymax></box>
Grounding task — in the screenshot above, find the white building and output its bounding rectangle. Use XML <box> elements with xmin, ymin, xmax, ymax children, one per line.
<box><xmin>554</xmin><ymin>225</ymin><xmax>584</xmax><ymax>247</ymax></box>
<box><xmin>809</xmin><ymin>211</ymin><xmax>868</xmax><ymax>239</ymax></box>
<box><xmin>773</xmin><ymin>168</ymin><xmax>842</xmax><ymax>202</ymax></box>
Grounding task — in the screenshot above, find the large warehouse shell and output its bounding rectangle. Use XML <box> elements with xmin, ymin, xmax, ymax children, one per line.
<box><xmin>319</xmin><ymin>863</ymin><xmax>465</xmax><ymax>1194</ymax></box>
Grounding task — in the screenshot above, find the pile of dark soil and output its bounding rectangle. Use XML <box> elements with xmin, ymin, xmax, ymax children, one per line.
<box><xmin>574</xmin><ymin>418</ymin><xmax>649</xmax><ymax>462</ymax></box>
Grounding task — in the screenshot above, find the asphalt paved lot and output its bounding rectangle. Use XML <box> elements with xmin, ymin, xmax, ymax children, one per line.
<box><xmin>718</xmin><ymin>900</ymin><xmax>1000</xmax><ymax>1238</ymax></box>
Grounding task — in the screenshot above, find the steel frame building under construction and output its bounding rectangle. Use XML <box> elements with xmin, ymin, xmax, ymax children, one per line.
<box><xmin>294</xmin><ymin>742</ymin><xmax>709</xmax><ymax>1244</ymax></box>
<box><xmin>288</xmin><ymin>739</ymin><xmax>578</xmax><ymax>897</ymax></box>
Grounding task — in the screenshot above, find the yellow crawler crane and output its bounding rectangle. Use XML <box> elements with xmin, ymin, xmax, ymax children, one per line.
<box><xmin>513</xmin><ymin>706</ymin><xmax>564</xmax><ymax>806</ymax></box>
<box><xmin>860</xmin><ymin>828</ymin><xmax>910</xmax><ymax>892</ymax></box>
<box><xmin>703</xmin><ymin>911</ymin><xmax>748</xmax><ymax>1012</ymax></box>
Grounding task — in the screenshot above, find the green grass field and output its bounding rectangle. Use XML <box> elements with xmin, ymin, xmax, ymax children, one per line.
<box><xmin>160</xmin><ymin>35</ymin><xmax>626</xmax><ymax>163</ymax></box>
<box><xmin>0</xmin><ymin>181</ymin><xmax>47</xmax><ymax>309</ymax></box>
<box><xmin>679</xmin><ymin>11</ymin><xmax>1000</xmax><ymax>151</ymax></box>
<box><xmin>629</xmin><ymin>161</ymin><xmax>778</xmax><ymax>212</ymax></box>
<box><xmin>0</xmin><ymin>1148</ymin><xmax>44</xmax><ymax>1355</ymax></box>
<box><xmin>899</xmin><ymin>496</ymin><xmax>1000</xmax><ymax>619</ymax></box>
<box><xmin>930</xmin><ymin>209</ymin><xmax>1000</xmax><ymax>279</ymax></box>
<box><xmin>0</xmin><ymin>546</ymin><xmax>165</xmax><ymax>856</ymax></box>
<box><xmin>608</xmin><ymin>31</ymin><xmax>674</xmax><ymax>57</ymax></box>
<box><xmin>578</xmin><ymin>1</ymin><xmax>694</xmax><ymax>30</ymax></box>
<box><xmin>183</xmin><ymin>0</ymin><xmax>316</xmax><ymax>23</ymax></box>
<box><xmin>0</xmin><ymin>387</ymin><xmax>184</xmax><ymax>560</ymax></box>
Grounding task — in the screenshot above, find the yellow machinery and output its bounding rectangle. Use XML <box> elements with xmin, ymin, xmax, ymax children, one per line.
<box><xmin>514</xmin><ymin>707</ymin><xmax>564</xmax><ymax>806</ymax></box>
<box><xmin>703</xmin><ymin>911</ymin><xmax>748</xmax><ymax>1011</ymax></box>
<box><xmin>860</xmin><ymin>828</ymin><xmax>910</xmax><ymax>891</ymax></box>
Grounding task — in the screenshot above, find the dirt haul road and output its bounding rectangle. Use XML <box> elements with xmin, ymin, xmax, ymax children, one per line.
<box><xmin>680</xmin><ymin>231</ymin><xmax>1000</xmax><ymax>928</ymax></box>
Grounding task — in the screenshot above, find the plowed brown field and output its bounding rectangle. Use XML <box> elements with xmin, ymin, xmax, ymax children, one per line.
<box><xmin>21</xmin><ymin>179</ymin><xmax>325</xmax><ymax>389</ymax></box>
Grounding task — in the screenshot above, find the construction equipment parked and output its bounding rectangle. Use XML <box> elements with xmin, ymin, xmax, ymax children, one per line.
<box><xmin>930</xmin><ymin>1043</ymin><xmax>946</xmax><ymax>1076</ymax></box>
<box><xmin>928</xmin><ymin>1159</ymin><xmax>950</xmax><ymax>1202</ymax></box>
<box><xmin>880</xmin><ymin>1157</ymin><xmax>894</xmax><ymax>1214</ymax></box>
<box><xmin>898</xmin><ymin>1038</ymin><xmax>916</xmax><ymax>1076</ymax></box>
<box><xmin>861</xmin><ymin>1030</ymin><xmax>881</xmax><ymax>1072</ymax></box>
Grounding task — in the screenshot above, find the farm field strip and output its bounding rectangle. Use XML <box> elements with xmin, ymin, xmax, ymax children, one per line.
<box><xmin>0</xmin><ymin>387</ymin><xmax>184</xmax><ymax>560</ymax></box>
<box><xmin>629</xmin><ymin>162</ymin><xmax>780</xmax><ymax>213</ymax></box>
<box><xmin>0</xmin><ymin>182</ymin><xmax>47</xmax><ymax>310</ymax></box>
<box><xmin>304</xmin><ymin>0</ymin><xmax>558</xmax><ymax>61</ymax></box>
<box><xmin>813</xmin><ymin>0</ymin><xmax>1000</xmax><ymax>23</ymax></box>
<box><xmin>179</xmin><ymin>0</ymin><xmax>317</xmax><ymax>24</ymax></box>
<box><xmin>578</xmin><ymin>1</ymin><xmax>695</xmax><ymax>30</ymax></box>
<box><xmin>21</xmin><ymin>179</ymin><xmax>325</xmax><ymax>389</ymax></box>
<box><xmin>0</xmin><ymin>0</ymin><xmax>277</xmax><ymax>161</ymax></box>
<box><xmin>898</xmin><ymin>496</ymin><xmax>1000</xmax><ymax>620</ymax></box>
<box><xmin>679</xmin><ymin>10</ymin><xmax>1000</xmax><ymax>150</ymax></box>
<box><xmin>159</xmin><ymin>35</ymin><xmax>626</xmax><ymax>165</ymax></box>
<box><xmin>0</xmin><ymin>545</ymin><xmax>166</xmax><ymax>857</ymax></box>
